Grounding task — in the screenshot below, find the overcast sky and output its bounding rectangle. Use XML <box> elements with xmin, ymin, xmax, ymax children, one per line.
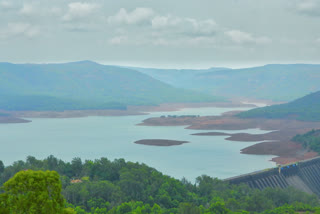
<box><xmin>0</xmin><ymin>0</ymin><xmax>319</xmax><ymax>68</ymax></box>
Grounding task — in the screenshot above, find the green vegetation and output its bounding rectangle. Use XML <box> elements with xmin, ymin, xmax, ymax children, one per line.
<box><xmin>292</xmin><ymin>129</ymin><xmax>320</xmax><ymax>154</ymax></box>
<box><xmin>0</xmin><ymin>61</ymin><xmax>222</xmax><ymax>111</ymax></box>
<box><xmin>0</xmin><ymin>170</ymin><xmax>75</xmax><ymax>214</ymax></box>
<box><xmin>237</xmin><ymin>91</ymin><xmax>320</xmax><ymax>121</ymax></box>
<box><xmin>1</xmin><ymin>156</ymin><xmax>320</xmax><ymax>213</ymax></box>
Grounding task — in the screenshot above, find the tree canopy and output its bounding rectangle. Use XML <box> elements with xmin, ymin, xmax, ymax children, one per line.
<box><xmin>0</xmin><ymin>156</ymin><xmax>320</xmax><ymax>213</ymax></box>
<box><xmin>0</xmin><ymin>170</ymin><xmax>74</xmax><ymax>214</ymax></box>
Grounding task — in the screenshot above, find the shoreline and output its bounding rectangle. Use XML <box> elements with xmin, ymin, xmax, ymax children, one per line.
<box><xmin>139</xmin><ymin>111</ymin><xmax>320</xmax><ymax>165</ymax></box>
<box><xmin>0</xmin><ymin>101</ymin><xmax>257</xmax><ymax>123</ymax></box>
<box><xmin>1</xmin><ymin>100</ymin><xmax>311</xmax><ymax>165</ymax></box>
<box><xmin>0</xmin><ymin>116</ymin><xmax>31</xmax><ymax>124</ymax></box>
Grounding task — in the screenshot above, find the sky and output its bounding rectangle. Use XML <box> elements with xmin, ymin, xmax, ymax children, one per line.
<box><xmin>0</xmin><ymin>0</ymin><xmax>319</xmax><ymax>68</ymax></box>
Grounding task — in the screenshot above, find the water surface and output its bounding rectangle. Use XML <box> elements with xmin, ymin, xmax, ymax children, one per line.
<box><xmin>0</xmin><ymin>107</ymin><xmax>275</xmax><ymax>181</ymax></box>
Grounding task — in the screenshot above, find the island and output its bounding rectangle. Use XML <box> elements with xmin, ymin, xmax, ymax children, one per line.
<box><xmin>139</xmin><ymin>111</ymin><xmax>320</xmax><ymax>164</ymax></box>
<box><xmin>134</xmin><ymin>139</ymin><xmax>189</xmax><ymax>146</ymax></box>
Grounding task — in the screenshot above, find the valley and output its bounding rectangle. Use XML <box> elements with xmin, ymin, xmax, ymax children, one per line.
<box><xmin>1</xmin><ymin>62</ymin><xmax>320</xmax><ymax>179</ymax></box>
<box><xmin>2</xmin><ymin>1</ymin><xmax>320</xmax><ymax>212</ymax></box>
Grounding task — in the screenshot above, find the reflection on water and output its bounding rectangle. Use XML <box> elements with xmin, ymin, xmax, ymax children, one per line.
<box><xmin>0</xmin><ymin>107</ymin><xmax>275</xmax><ymax>181</ymax></box>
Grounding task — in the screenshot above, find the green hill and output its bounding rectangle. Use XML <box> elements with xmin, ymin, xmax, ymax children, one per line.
<box><xmin>0</xmin><ymin>61</ymin><xmax>221</xmax><ymax>111</ymax></box>
<box><xmin>237</xmin><ymin>91</ymin><xmax>320</xmax><ymax>121</ymax></box>
<box><xmin>292</xmin><ymin>129</ymin><xmax>320</xmax><ymax>154</ymax></box>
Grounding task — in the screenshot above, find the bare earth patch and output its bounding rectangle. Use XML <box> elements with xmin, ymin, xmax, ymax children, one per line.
<box><xmin>2</xmin><ymin>101</ymin><xmax>253</xmax><ymax>119</ymax></box>
<box><xmin>140</xmin><ymin>112</ymin><xmax>320</xmax><ymax>164</ymax></box>
<box><xmin>0</xmin><ymin>117</ymin><xmax>30</xmax><ymax>124</ymax></box>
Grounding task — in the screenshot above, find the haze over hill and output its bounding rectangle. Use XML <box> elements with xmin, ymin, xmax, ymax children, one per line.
<box><xmin>132</xmin><ymin>67</ymin><xmax>231</xmax><ymax>89</ymax></box>
<box><xmin>238</xmin><ymin>90</ymin><xmax>320</xmax><ymax>121</ymax></box>
<box><xmin>2</xmin><ymin>61</ymin><xmax>320</xmax><ymax>114</ymax></box>
<box><xmin>0</xmin><ymin>61</ymin><xmax>221</xmax><ymax>111</ymax></box>
<box><xmin>135</xmin><ymin>64</ymin><xmax>320</xmax><ymax>101</ymax></box>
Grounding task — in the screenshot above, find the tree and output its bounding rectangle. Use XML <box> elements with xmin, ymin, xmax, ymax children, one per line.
<box><xmin>0</xmin><ymin>160</ymin><xmax>4</xmax><ymax>174</ymax></box>
<box><xmin>71</xmin><ymin>157</ymin><xmax>83</xmax><ymax>177</ymax></box>
<box><xmin>151</xmin><ymin>203</ymin><xmax>162</xmax><ymax>214</ymax></box>
<box><xmin>208</xmin><ymin>201</ymin><xmax>230</xmax><ymax>214</ymax></box>
<box><xmin>3</xmin><ymin>170</ymin><xmax>65</xmax><ymax>214</ymax></box>
<box><xmin>46</xmin><ymin>155</ymin><xmax>58</xmax><ymax>170</ymax></box>
<box><xmin>178</xmin><ymin>203</ymin><xmax>201</xmax><ymax>214</ymax></box>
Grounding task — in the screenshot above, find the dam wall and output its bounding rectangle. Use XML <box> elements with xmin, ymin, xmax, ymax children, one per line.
<box><xmin>225</xmin><ymin>157</ymin><xmax>320</xmax><ymax>196</ymax></box>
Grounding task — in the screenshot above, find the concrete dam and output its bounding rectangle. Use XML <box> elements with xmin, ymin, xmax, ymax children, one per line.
<box><xmin>225</xmin><ymin>157</ymin><xmax>320</xmax><ymax>196</ymax></box>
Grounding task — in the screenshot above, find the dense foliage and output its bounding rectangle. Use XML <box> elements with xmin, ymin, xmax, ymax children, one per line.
<box><xmin>0</xmin><ymin>156</ymin><xmax>320</xmax><ymax>213</ymax></box>
<box><xmin>237</xmin><ymin>91</ymin><xmax>320</xmax><ymax>121</ymax></box>
<box><xmin>0</xmin><ymin>61</ymin><xmax>221</xmax><ymax>111</ymax></box>
<box><xmin>0</xmin><ymin>170</ymin><xmax>74</xmax><ymax>214</ymax></box>
<box><xmin>292</xmin><ymin>129</ymin><xmax>320</xmax><ymax>154</ymax></box>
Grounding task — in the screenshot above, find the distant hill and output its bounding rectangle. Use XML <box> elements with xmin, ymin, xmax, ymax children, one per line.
<box><xmin>237</xmin><ymin>91</ymin><xmax>320</xmax><ymax>121</ymax></box>
<box><xmin>0</xmin><ymin>61</ymin><xmax>221</xmax><ymax>111</ymax></box>
<box><xmin>135</xmin><ymin>64</ymin><xmax>320</xmax><ymax>101</ymax></box>
<box><xmin>131</xmin><ymin>67</ymin><xmax>231</xmax><ymax>90</ymax></box>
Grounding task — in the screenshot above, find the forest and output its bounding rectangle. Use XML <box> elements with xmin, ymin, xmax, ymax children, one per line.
<box><xmin>237</xmin><ymin>91</ymin><xmax>320</xmax><ymax>121</ymax></box>
<box><xmin>292</xmin><ymin>129</ymin><xmax>320</xmax><ymax>154</ymax></box>
<box><xmin>1</xmin><ymin>156</ymin><xmax>320</xmax><ymax>213</ymax></box>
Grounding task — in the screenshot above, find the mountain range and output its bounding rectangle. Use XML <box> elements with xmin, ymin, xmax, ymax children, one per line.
<box><xmin>0</xmin><ymin>61</ymin><xmax>220</xmax><ymax>111</ymax></box>
<box><xmin>134</xmin><ymin>64</ymin><xmax>320</xmax><ymax>101</ymax></box>
<box><xmin>1</xmin><ymin>61</ymin><xmax>320</xmax><ymax>112</ymax></box>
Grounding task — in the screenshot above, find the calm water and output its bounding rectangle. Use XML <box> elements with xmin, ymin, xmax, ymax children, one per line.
<box><xmin>0</xmin><ymin>107</ymin><xmax>275</xmax><ymax>181</ymax></box>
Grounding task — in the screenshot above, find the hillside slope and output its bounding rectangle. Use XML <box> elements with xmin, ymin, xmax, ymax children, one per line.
<box><xmin>136</xmin><ymin>64</ymin><xmax>320</xmax><ymax>101</ymax></box>
<box><xmin>237</xmin><ymin>91</ymin><xmax>320</xmax><ymax>121</ymax></box>
<box><xmin>132</xmin><ymin>67</ymin><xmax>230</xmax><ymax>90</ymax></box>
<box><xmin>0</xmin><ymin>61</ymin><xmax>220</xmax><ymax>111</ymax></box>
<box><xmin>292</xmin><ymin>129</ymin><xmax>320</xmax><ymax>153</ymax></box>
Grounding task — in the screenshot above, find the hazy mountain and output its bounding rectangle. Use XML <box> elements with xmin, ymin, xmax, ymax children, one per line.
<box><xmin>134</xmin><ymin>64</ymin><xmax>320</xmax><ymax>101</ymax></box>
<box><xmin>0</xmin><ymin>61</ymin><xmax>221</xmax><ymax>111</ymax></box>
<box><xmin>237</xmin><ymin>91</ymin><xmax>320</xmax><ymax>121</ymax></box>
<box><xmin>131</xmin><ymin>67</ymin><xmax>231</xmax><ymax>89</ymax></box>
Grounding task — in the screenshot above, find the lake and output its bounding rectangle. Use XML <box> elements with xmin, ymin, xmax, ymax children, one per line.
<box><xmin>0</xmin><ymin>106</ymin><xmax>275</xmax><ymax>182</ymax></box>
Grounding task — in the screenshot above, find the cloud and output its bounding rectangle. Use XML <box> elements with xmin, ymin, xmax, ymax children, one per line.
<box><xmin>0</xmin><ymin>1</ymin><xmax>14</xmax><ymax>9</ymax></box>
<box><xmin>108</xmin><ymin>8</ymin><xmax>155</xmax><ymax>25</ymax></box>
<box><xmin>152</xmin><ymin>36</ymin><xmax>216</xmax><ymax>47</ymax></box>
<box><xmin>293</xmin><ymin>0</ymin><xmax>320</xmax><ymax>16</ymax></box>
<box><xmin>225</xmin><ymin>30</ymin><xmax>271</xmax><ymax>45</ymax></box>
<box><xmin>19</xmin><ymin>3</ymin><xmax>62</xmax><ymax>18</ymax></box>
<box><xmin>63</xmin><ymin>2</ymin><xmax>99</xmax><ymax>21</ymax></box>
<box><xmin>151</xmin><ymin>15</ymin><xmax>217</xmax><ymax>36</ymax></box>
<box><xmin>50</xmin><ymin>7</ymin><xmax>63</xmax><ymax>16</ymax></box>
<box><xmin>0</xmin><ymin>23</ymin><xmax>39</xmax><ymax>39</ymax></box>
<box><xmin>108</xmin><ymin>34</ymin><xmax>216</xmax><ymax>47</ymax></box>
<box><xmin>316</xmin><ymin>37</ymin><xmax>320</xmax><ymax>44</ymax></box>
<box><xmin>107</xmin><ymin>8</ymin><xmax>218</xmax><ymax>44</ymax></box>
<box><xmin>108</xmin><ymin>36</ymin><xmax>129</xmax><ymax>45</ymax></box>
<box><xmin>20</xmin><ymin>4</ymin><xmax>35</xmax><ymax>16</ymax></box>
<box><xmin>107</xmin><ymin>9</ymin><xmax>218</xmax><ymax>47</ymax></box>
<box><xmin>151</xmin><ymin>15</ymin><xmax>181</xmax><ymax>28</ymax></box>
